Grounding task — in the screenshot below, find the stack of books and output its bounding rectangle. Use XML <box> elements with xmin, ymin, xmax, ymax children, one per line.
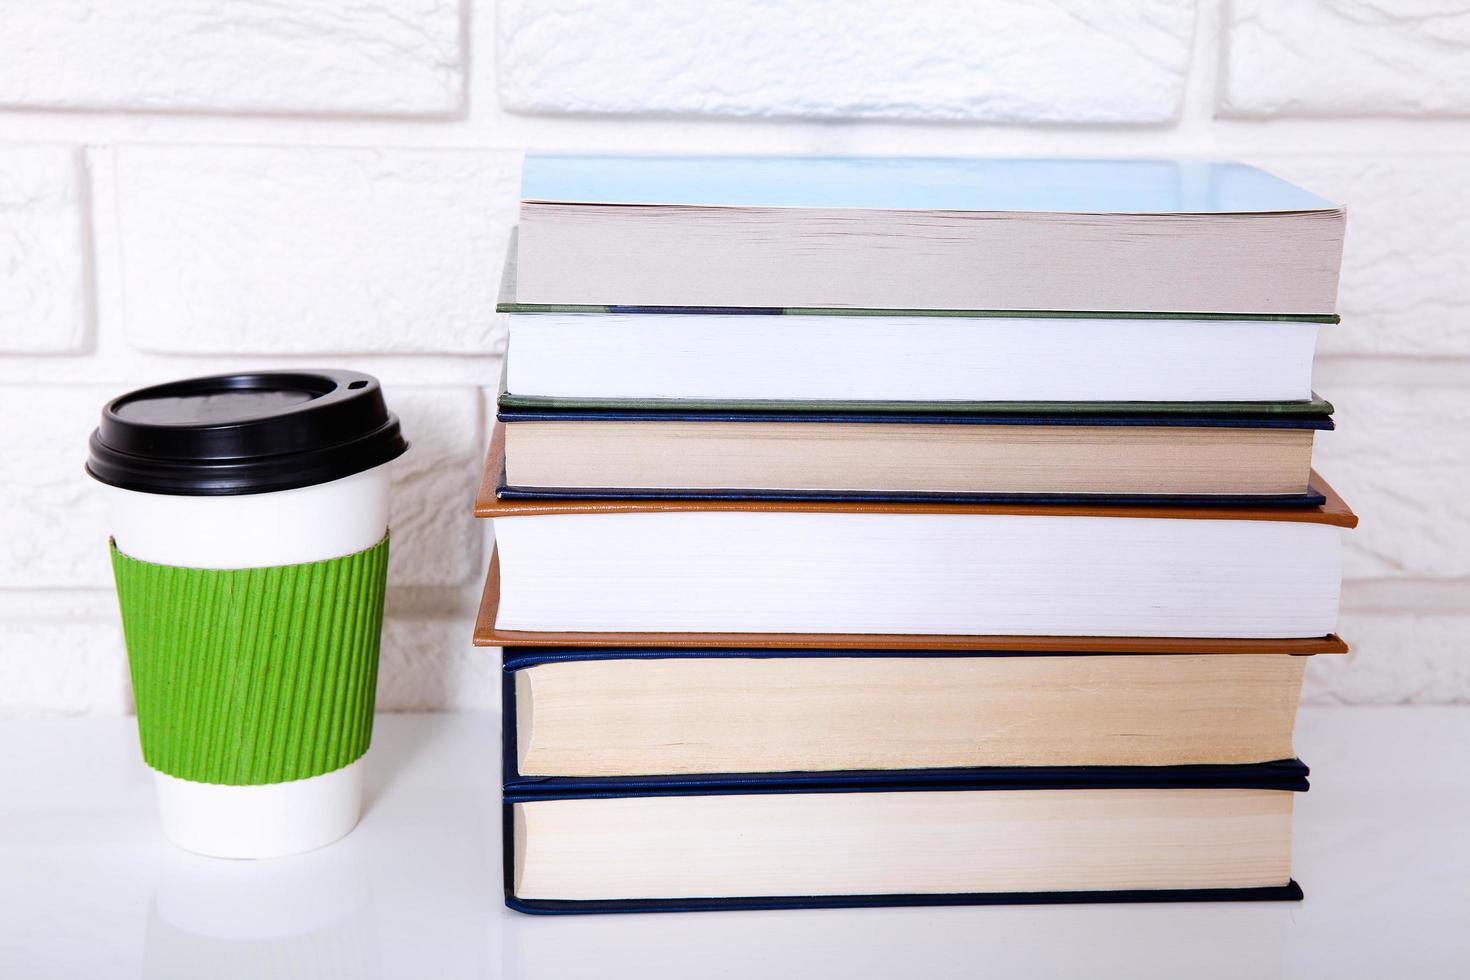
<box><xmin>472</xmin><ymin>156</ymin><xmax>1356</xmax><ymax>914</ymax></box>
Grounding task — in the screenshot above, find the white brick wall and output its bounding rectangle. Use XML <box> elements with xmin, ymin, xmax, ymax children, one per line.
<box><xmin>1222</xmin><ymin>0</ymin><xmax>1470</xmax><ymax>117</ymax></box>
<box><xmin>0</xmin><ymin>622</ymin><xmax>131</xmax><ymax>718</ymax></box>
<box><xmin>0</xmin><ymin>0</ymin><xmax>1465</xmax><ymax>714</ymax></box>
<box><xmin>0</xmin><ymin>145</ymin><xmax>89</xmax><ymax>353</ymax></box>
<box><xmin>0</xmin><ymin>0</ymin><xmax>465</xmax><ymax>115</ymax></box>
<box><xmin>497</xmin><ymin>0</ymin><xmax>1196</xmax><ymax>123</ymax></box>
<box><xmin>109</xmin><ymin>146</ymin><xmax>518</xmax><ymax>354</ymax></box>
<box><xmin>1315</xmin><ymin>386</ymin><xmax>1470</xmax><ymax>581</ymax></box>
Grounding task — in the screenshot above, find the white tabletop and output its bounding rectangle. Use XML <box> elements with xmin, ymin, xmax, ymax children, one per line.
<box><xmin>2</xmin><ymin>707</ymin><xmax>1466</xmax><ymax>979</ymax></box>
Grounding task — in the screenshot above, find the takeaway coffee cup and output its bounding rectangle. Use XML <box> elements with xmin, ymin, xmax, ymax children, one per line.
<box><xmin>86</xmin><ymin>370</ymin><xmax>408</xmax><ymax>859</ymax></box>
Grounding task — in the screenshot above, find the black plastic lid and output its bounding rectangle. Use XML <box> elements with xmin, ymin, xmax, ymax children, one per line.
<box><xmin>86</xmin><ymin>370</ymin><xmax>409</xmax><ymax>496</ymax></box>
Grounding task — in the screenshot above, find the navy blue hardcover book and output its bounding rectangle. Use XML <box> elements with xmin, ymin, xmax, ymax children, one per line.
<box><xmin>500</xmin><ymin>665</ymin><xmax>1308</xmax><ymax>914</ymax></box>
<box><xmin>496</xmin><ymin>408</ymin><xmax>1333</xmax><ymax>428</ymax></box>
<box><xmin>501</xmin><ymin>645</ymin><xmax>1317</xmax><ymax>785</ymax></box>
<box><xmin>505</xmin><ymin>764</ymin><xmax>1311</xmax><ymax>910</ymax></box>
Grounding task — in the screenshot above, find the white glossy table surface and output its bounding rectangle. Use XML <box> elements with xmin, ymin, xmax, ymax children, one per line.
<box><xmin>2</xmin><ymin>707</ymin><xmax>1466</xmax><ymax>979</ymax></box>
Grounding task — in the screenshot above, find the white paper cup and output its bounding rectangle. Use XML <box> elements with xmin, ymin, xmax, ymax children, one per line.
<box><xmin>89</xmin><ymin>371</ymin><xmax>407</xmax><ymax>859</ymax></box>
<box><xmin>111</xmin><ymin>463</ymin><xmax>390</xmax><ymax>858</ymax></box>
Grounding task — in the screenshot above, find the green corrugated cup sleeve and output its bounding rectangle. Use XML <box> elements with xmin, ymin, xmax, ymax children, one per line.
<box><xmin>110</xmin><ymin>535</ymin><xmax>390</xmax><ymax>786</ymax></box>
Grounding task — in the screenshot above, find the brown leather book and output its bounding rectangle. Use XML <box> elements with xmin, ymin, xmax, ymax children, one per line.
<box><xmin>470</xmin><ymin>423</ymin><xmax>1352</xmax><ymax>643</ymax></box>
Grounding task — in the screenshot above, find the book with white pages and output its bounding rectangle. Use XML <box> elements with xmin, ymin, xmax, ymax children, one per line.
<box><xmin>474</xmin><ymin>474</ymin><xmax>1357</xmax><ymax>642</ymax></box>
<box><xmin>496</xmin><ymin>232</ymin><xmax>1335</xmax><ymax>406</ymax></box>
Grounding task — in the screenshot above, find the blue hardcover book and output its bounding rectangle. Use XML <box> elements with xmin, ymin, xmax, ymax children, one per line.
<box><xmin>504</xmin><ymin>762</ymin><xmax>1308</xmax><ymax>914</ymax></box>
<box><xmin>504</xmin><ymin>764</ymin><xmax>1309</xmax><ymax>914</ymax></box>
<box><xmin>513</xmin><ymin>155</ymin><xmax>1345</xmax><ymax>314</ymax></box>
<box><xmin>501</xmin><ymin>645</ymin><xmax>1318</xmax><ymax>780</ymax></box>
<box><xmin>500</xmin><ymin>648</ymin><xmax>1310</xmax><ymax>914</ymax></box>
<box><xmin>491</xmin><ymin>403</ymin><xmax>1333</xmax><ymax>506</ymax></box>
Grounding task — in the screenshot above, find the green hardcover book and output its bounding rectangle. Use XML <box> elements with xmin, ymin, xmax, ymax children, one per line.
<box><xmin>496</xmin><ymin>229</ymin><xmax>1334</xmax><ymax>407</ymax></box>
<box><xmin>497</xmin><ymin>390</ymin><xmax>1334</xmax><ymax>418</ymax></box>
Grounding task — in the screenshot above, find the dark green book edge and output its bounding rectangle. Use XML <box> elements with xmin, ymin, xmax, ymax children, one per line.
<box><xmin>496</xmin><ymin>228</ymin><xmax>1339</xmax><ymax>322</ymax></box>
<box><xmin>493</xmin><ymin>357</ymin><xmax>1333</xmax><ymax>417</ymax></box>
<box><xmin>497</xmin><ymin>388</ymin><xmax>1335</xmax><ymax>419</ymax></box>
